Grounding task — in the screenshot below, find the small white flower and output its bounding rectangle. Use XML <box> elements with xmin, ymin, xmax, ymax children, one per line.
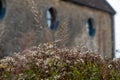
<box><xmin>66</xmin><ymin>60</ymin><xmax>70</xmax><ymax>63</ymax></box>
<box><xmin>74</xmin><ymin>61</ymin><xmax>77</xmax><ymax>64</ymax></box>
<box><xmin>48</xmin><ymin>44</ymin><xmax>54</xmax><ymax>48</ymax></box>
<box><xmin>108</xmin><ymin>64</ymin><xmax>113</xmax><ymax>69</ymax></box>
<box><xmin>54</xmin><ymin>75</ymin><xmax>61</xmax><ymax>79</ymax></box>
<box><xmin>32</xmin><ymin>51</ymin><xmax>37</xmax><ymax>56</ymax></box>
<box><xmin>44</xmin><ymin>58</ymin><xmax>51</xmax><ymax>65</ymax></box>
<box><xmin>54</xmin><ymin>55</ymin><xmax>60</xmax><ymax>60</ymax></box>
<box><xmin>46</xmin><ymin>70</ymin><xmax>49</xmax><ymax>73</ymax></box>
<box><xmin>80</xmin><ymin>59</ymin><xmax>84</xmax><ymax>63</ymax></box>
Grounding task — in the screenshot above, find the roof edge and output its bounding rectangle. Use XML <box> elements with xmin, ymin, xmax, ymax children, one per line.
<box><xmin>104</xmin><ymin>0</ymin><xmax>116</xmax><ymax>15</ymax></box>
<box><xmin>61</xmin><ymin>0</ymin><xmax>116</xmax><ymax>15</ymax></box>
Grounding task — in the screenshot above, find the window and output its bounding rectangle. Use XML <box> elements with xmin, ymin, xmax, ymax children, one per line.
<box><xmin>0</xmin><ymin>0</ymin><xmax>6</xmax><ymax>19</ymax></box>
<box><xmin>86</xmin><ymin>18</ymin><xmax>96</xmax><ymax>37</ymax></box>
<box><xmin>46</xmin><ymin>7</ymin><xmax>59</xmax><ymax>30</ymax></box>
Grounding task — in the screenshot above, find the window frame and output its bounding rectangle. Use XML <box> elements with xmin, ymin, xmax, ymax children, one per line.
<box><xmin>46</xmin><ymin>7</ymin><xmax>59</xmax><ymax>30</ymax></box>
<box><xmin>0</xmin><ymin>0</ymin><xmax>6</xmax><ymax>19</ymax></box>
<box><xmin>86</xmin><ymin>18</ymin><xmax>96</xmax><ymax>37</ymax></box>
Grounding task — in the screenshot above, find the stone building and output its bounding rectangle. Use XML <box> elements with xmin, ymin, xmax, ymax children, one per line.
<box><xmin>0</xmin><ymin>0</ymin><xmax>116</xmax><ymax>58</ymax></box>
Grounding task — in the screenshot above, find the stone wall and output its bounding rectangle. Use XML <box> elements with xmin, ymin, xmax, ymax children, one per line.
<box><xmin>0</xmin><ymin>0</ymin><xmax>113</xmax><ymax>58</ymax></box>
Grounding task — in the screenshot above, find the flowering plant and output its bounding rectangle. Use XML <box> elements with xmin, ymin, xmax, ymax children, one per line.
<box><xmin>0</xmin><ymin>43</ymin><xmax>120</xmax><ymax>80</ymax></box>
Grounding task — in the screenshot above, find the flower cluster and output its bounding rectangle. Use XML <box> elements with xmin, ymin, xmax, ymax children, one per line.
<box><xmin>0</xmin><ymin>43</ymin><xmax>120</xmax><ymax>80</ymax></box>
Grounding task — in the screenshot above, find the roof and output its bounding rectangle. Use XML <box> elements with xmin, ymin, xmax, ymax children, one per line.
<box><xmin>62</xmin><ymin>0</ymin><xmax>116</xmax><ymax>15</ymax></box>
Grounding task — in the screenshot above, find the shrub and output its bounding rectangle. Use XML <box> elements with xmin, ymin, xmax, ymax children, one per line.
<box><xmin>0</xmin><ymin>42</ymin><xmax>120</xmax><ymax>80</ymax></box>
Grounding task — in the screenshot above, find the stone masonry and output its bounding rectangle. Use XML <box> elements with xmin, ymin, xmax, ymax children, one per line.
<box><xmin>0</xmin><ymin>0</ymin><xmax>115</xmax><ymax>58</ymax></box>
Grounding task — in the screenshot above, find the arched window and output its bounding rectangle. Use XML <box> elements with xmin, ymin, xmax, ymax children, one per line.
<box><xmin>46</xmin><ymin>7</ymin><xmax>59</xmax><ymax>30</ymax></box>
<box><xmin>86</xmin><ymin>18</ymin><xmax>96</xmax><ymax>37</ymax></box>
<box><xmin>0</xmin><ymin>0</ymin><xmax>6</xmax><ymax>19</ymax></box>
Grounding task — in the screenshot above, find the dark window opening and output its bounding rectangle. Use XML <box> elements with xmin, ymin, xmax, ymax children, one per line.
<box><xmin>46</xmin><ymin>7</ymin><xmax>59</xmax><ymax>30</ymax></box>
<box><xmin>86</xmin><ymin>18</ymin><xmax>96</xmax><ymax>37</ymax></box>
<box><xmin>0</xmin><ymin>0</ymin><xmax>6</xmax><ymax>19</ymax></box>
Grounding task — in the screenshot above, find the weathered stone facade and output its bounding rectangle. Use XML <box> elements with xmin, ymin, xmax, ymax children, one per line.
<box><xmin>0</xmin><ymin>0</ymin><xmax>115</xmax><ymax>58</ymax></box>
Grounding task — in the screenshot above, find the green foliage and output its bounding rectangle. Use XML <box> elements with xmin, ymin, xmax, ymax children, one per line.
<box><xmin>0</xmin><ymin>43</ymin><xmax>120</xmax><ymax>80</ymax></box>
